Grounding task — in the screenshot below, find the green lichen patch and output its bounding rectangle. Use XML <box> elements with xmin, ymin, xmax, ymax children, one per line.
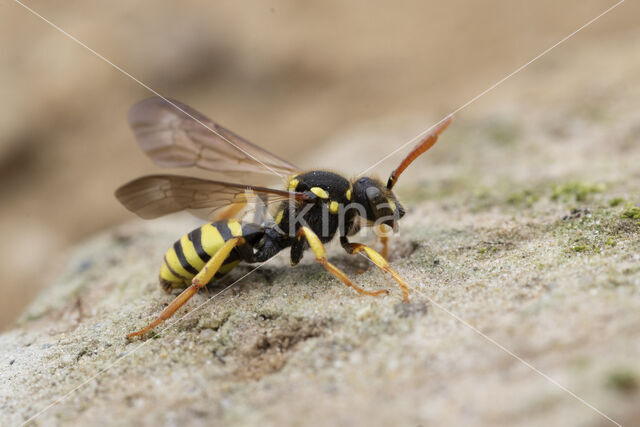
<box><xmin>606</xmin><ymin>367</ymin><xmax>638</xmax><ymax>393</ymax></box>
<box><xmin>608</xmin><ymin>197</ymin><xmax>625</xmax><ymax>207</ymax></box>
<box><xmin>621</xmin><ymin>205</ymin><xmax>640</xmax><ymax>220</ymax></box>
<box><xmin>551</xmin><ymin>181</ymin><xmax>606</xmax><ymax>202</ymax></box>
<box><xmin>506</xmin><ymin>189</ymin><xmax>541</xmax><ymax>208</ymax></box>
<box><xmin>554</xmin><ymin>205</ymin><xmax>639</xmax><ymax>256</ymax></box>
<box><xmin>570</xmin><ymin>244</ymin><xmax>589</xmax><ymax>253</ymax></box>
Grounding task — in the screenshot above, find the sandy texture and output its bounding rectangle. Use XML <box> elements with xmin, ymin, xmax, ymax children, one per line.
<box><xmin>2</xmin><ymin>26</ymin><xmax>640</xmax><ymax>427</ymax></box>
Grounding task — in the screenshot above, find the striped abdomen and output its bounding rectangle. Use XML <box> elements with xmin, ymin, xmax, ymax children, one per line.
<box><xmin>159</xmin><ymin>219</ymin><xmax>257</xmax><ymax>291</ymax></box>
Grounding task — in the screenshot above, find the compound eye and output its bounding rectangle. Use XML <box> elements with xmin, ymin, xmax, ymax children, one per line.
<box><xmin>365</xmin><ymin>186</ymin><xmax>381</xmax><ymax>202</ymax></box>
<box><xmin>365</xmin><ymin>186</ymin><xmax>393</xmax><ymax>219</ymax></box>
<box><xmin>397</xmin><ymin>203</ymin><xmax>406</xmax><ymax>218</ymax></box>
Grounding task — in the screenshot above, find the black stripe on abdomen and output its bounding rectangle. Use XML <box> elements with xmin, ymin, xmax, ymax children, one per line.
<box><xmin>173</xmin><ymin>241</ymin><xmax>199</xmax><ymax>275</ymax></box>
<box><xmin>216</xmin><ymin>222</ymin><xmax>232</xmax><ymax>240</ymax></box>
<box><xmin>163</xmin><ymin>255</ymin><xmax>188</xmax><ymax>282</ymax></box>
<box><xmin>188</xmin><ymin>228</ymin><xmax>211</xmax><ymax>263</ymax></box>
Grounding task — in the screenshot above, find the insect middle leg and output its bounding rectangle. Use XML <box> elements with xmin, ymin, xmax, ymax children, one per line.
<box><xmin>127</xmin><ymin>237</ymin><xmax>245</xmax><ymax>339</ymax></box>
<box><xmin>376</xmin><ymin>225</ymin><xmax>390</xmax><ymax>260</ymax></box>
<box><xmin>296</xmin><ymin>227</ymin><xmax>388</xmax><ymax>298</ymax></box>
<box><xmin>340</xmin><ymin>236</ymin><xmax>410</xmax><ymax>302</ymax></box>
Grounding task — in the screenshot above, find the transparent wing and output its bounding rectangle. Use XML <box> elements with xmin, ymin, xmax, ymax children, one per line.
<box><xmin>128</xmin><ymin>97</ymin><xmax>302</xmax><ymax>178</ymax></box>
<box><xmin>115</xmin><ymin>174</ymin><xmax>311</xmax><ymax>221</ymax></box>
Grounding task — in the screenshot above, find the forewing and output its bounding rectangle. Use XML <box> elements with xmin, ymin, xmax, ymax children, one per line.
<box><xmin>115</xmin><ymin>174</ymin><xmax>308</xmax><ymax>220</ymax></box>
<box><xmin>128</xmin><ymin>97</ymin><xmax>301</xmax><ymax>177</ymax></box>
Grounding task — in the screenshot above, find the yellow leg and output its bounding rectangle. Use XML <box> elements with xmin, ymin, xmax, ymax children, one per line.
<box><xmin>127</xmin><ymin>237</ymin><xmax>244</xmax><ymax>339</ymax></box>
<box><xmin>212</xmin><ymin>197</ymin><xmax>247</xmax><ymax>221</ymax></box>
<box><xmin>344</xmin><ymin>241</ymin><xmax>410</xmax><ymax>302</ymax></box>
<box><xmin>377</xmin><ymin>225</ymin><xmax>389</xmax><ymax>260</ymax></box>
<box><xmin>297</xmin><ymin>227</ymin><xmax>388</xmax><ymax>298</ymax></box>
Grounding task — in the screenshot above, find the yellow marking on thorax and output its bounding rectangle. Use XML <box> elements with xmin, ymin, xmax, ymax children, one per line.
<box><xmin>227</xmin><ymin>219</ymin><xmax>243</xmax><ymax>237</ymax></box>
<box><xmin>346</xmin><ymin>188</ymin><xmax>352</xmax><ymax>201</ymax></box>
<box><xmin>275</xmin><ymin>209</ymin><xmax>284</xmax><ymax>224</ymax></box>
<box><xmin>200</xmin><ymin>224</ymin><xmax>225</xmax><ymax>256</ymax></box>
<box><xmin>311</xmin><ymin>187</ymin><xmax>329</xmax><ymax>199</ymax></box>
<box><xmin>288</xmin><ymin>178</ymin><xmax>299</xmax><ymax>191</ymax></box>
<box><xmin>329</xmin><ymin>201</ymin><xmax>339</xmax><ymax>214</ymax></box>
<box><xmin>180</xmin><ymin>235</ymin><xmax>206</xmax><ymax>270</ymax></box>
<box><xmin>165</xmin><ymin>247</ymin><xmax>195</xmax><ymax>279</ymax></box>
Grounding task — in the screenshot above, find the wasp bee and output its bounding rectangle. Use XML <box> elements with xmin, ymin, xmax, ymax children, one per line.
<box><xmin>117</xmin><ymin>97</ymin><xmax>452</xmax><ymax>338</ymax></box>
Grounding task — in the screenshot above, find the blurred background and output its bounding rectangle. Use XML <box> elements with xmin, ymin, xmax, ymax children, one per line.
<box><xmin>0</xmin><ymin>0</ymin><xmax>637</xmax><ymax>329</ymax></box>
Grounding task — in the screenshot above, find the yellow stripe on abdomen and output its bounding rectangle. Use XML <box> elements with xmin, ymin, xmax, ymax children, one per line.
<box><xmin>200</xmin><ymin>224</ymin><xmax>225</xmax><ymax>257</ymax></box>
<box><xmin>227</xmin><ymin>219</ymin><xmax>243</xmax><ymax>237</ymax></box>
<box><xmin>165</xmin><ymin>246</ymin><xmax>195</xmax><ymax>280</ymax></box>
<box><xmin>160</xmin><ymin>260</ymin><xmax>187</xmax><ymax>290</ymax></box>
<box><xmin>180</xmin><ymin>234</ymin><xmax>206</xmax><ymax>271</ymax></box>
<box><xmin>160</xmin><ymin>222</ymin><xmax>244</xmax><ymax>289</ymax></box>
<box><xmin>160</xmin><ymin>262</ymin><xmax>185</xmax><ymax>284</ymax></box>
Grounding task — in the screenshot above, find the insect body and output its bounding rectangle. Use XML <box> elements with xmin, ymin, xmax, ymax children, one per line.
<box><xmin>159</xmin><ymin>219</ymin><xmax>264</xmax><ymax>292</ymax></box>
<box><xmin>116</xmin><ymin>97</ymin><xmax>452</xmax><ymax>338</ymax></box>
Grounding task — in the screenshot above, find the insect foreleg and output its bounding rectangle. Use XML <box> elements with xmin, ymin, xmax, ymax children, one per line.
<box><xmin>340</xmin><ymin>236</ymin><xmax>410</xmax><ymax>302</ymax></box>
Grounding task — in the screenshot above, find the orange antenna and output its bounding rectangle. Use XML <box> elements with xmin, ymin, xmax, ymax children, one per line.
<box><xmin>386</xmin><ymin>116</ymin><xmax>453</xmax><ymax>190</ymax></box>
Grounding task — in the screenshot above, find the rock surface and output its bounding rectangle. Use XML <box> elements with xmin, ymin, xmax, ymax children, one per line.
<box><xmin>2</xmin><ymin>33</ymin><xmax>640</xmax><ymax>427</ymax></box>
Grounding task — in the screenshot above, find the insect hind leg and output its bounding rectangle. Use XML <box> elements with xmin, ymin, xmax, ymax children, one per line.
<box><xmin>127</xmin><ymin>237</ymin><xmax>245</xmax><ymax>339</ymax></box>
